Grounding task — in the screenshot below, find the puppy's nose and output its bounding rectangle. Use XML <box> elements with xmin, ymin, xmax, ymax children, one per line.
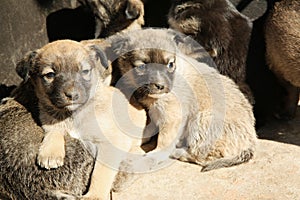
<box><xmin>154</xmin><ymin>83</ymin><xmax>165</xmax><ymax>90</ymax></box>
<box><xmin>64</xmin><ymin>91</ymin><xmax>79</xmax><ymax>101</ymax></box>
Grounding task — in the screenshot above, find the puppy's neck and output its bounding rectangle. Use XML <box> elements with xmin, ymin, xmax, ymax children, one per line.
<box><xmin>131</xmin><ymin>93</ymin><xmax>157</xmax><ymax>110</ymax></box>
<box><xmin>38</xmin><ymin>102</ymin><xmax>73</xmax><ymax>125</ymax></box>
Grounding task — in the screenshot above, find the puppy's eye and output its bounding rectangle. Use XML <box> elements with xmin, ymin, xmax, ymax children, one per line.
<box><xmin>81</xmin><ymin>69</ymin><xmax>90</xmax><ymax>75</ymax></box>
<box><xmin>134</xmin><ymin>61</ymin><xmax>147</xmax><ymax>74</ymax></box>
<box><xmin>167</xmin><ymin>59</ymin><xmax>176</xmax><ymax>72</ymax></box>
<box><xmin>137</xmin><ymin>64</ymin><xmax>146</xmax><ymax>70</ymax></box>
<box><xmin>81</xmin><ymin>69</ymin><xmax>91</xmax><ymax>80</ymax></box>
<box><xmin>167</xmin><ymin>62</ymin><xmax>174</xmax><ymax>69</ymax></box>
<box><xmin>43</xmin><ymin>72</ymin><xmax>56</xmax><ymax>79</ymax></box>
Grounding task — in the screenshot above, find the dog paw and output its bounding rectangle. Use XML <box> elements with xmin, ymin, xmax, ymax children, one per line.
<box><xmin>80</xmin><ymin>194</ymin><xmax>106</xmax><ymax>200</ymax></box>
<box><xmin>37</xmin><ymin>143</ymin><xmax>65</xmax><ymax>169</ymax></box>
<box><xmin>170</xmin><ymin>148</ymin><xmax>186</xmax><ymax>159</ymax></box>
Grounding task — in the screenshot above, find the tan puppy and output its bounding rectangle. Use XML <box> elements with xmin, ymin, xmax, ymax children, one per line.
<box><xmin>110</xmin><ymin>29</ymin><xmax>257</xmax><ymax>172</ymax></box>
<box><xmin>16</xmin><ymin>40</ymin><xmax>146</xmax><ymax>199</ymax></box>
<box><xmin>265</xmin><ymin>0</ymin><xmax>300</xmax><ymax>119</ymax></box>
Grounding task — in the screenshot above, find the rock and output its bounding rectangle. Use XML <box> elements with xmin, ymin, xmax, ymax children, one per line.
<box><xmin>0</xmin><ymin>0</ymin><xmax>75</xmax><ymax>85</ymax></box>
<box><xmin>112</xmin><ymin>107</ymin><xmax>300</xmax><ymax>200</ymax></box>
<box><xmin>113</xmin><ymin>139</ymin><xmax>300</xmax><ymax>200</ymax></box>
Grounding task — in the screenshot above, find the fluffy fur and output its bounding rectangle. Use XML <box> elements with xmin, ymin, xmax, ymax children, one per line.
<box><xmin>79</xmin><ymin>0</ymin><xmax>145</xmax><ymax>38</ymax></box>
<box><xmin>0</xmin><ymin>79</ymin><xmax>94</xmax><ymax>199</ymax></box>
<box><xmin>4</xmin><ymin>40</ymin><xmax>146</xmax><ymax>199</ymax></box>
<box><xmin>168</xmin><ymin>0</ymin><xmax>254</xmax><ymax>103</ymax></box>
<box><xmin>265</xmin><ymin>0</ymin><xmax>300</xmax><ymax>119</ymax></box>
<box><xmin>109</xmin><ymin>28</ymin><xmax>257</xmax><ymax>172</ymax></box>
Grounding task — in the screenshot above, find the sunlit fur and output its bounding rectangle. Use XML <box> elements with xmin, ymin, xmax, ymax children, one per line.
<box><xmin>14</xmin><ymin>40</ymin><xmax>146</xmax><ymax>199</ymax></box>
<box><xmin>109</xmin><ymin>28</ymin><xmax>257</xmax><ymax>172</ymax></box>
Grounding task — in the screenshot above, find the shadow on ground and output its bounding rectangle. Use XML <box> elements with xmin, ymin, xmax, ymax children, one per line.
<box><xmin>258</xmin><ymin>106</ymin><xmax>300</xmax><ymax>146</ymax></box>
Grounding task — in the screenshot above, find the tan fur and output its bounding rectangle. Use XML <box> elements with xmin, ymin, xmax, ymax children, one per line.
<box><xmin>17</xmin><ymin>40</ymin><xmax>146</xmax><ymax>199</ymax></box>
<box><xmin>265</xmin><ymin>0</ymin><xmax>300</xmax><ymax>87</ymax></box>
<box><xmin>109</xmin><ymin>29</ymin><xmax>257</xmax><ymax>171</ymax></box>
<box><xmin>265</xmin><ymin>0</ymin><xmax>300</xmax><ymax>119</ymax></box>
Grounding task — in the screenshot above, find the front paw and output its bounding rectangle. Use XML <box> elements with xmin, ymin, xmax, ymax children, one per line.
<box><xmin>37</xmin><ymin>143</ymin><xmax>65</xmax><ymax>169</ymax></box>
<box><xmin>80</xmin><ymin>193</ymin><xmax>106</xmax><ymax>200</ymax></box>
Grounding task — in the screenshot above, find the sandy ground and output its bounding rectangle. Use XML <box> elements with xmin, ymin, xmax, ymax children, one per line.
<box><xmin>112</xmin><ymin>106</ymin><xmax>300</xmax><ymax>200</ymax></box>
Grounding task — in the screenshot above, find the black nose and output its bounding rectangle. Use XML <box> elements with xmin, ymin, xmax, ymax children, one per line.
<box><xmin>64</xmin><ymin>91</ymin><xmax>79</xmax><ymax>101</ymax></box>
<box><xmin>155</xmin><ymin>83</ymin><xmax>165</xmax><ymax>90</ymax></box>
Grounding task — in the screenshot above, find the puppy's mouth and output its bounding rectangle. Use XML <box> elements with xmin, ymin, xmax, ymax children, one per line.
<box><xmin>147</xmin><ymin>93</ymin><xmax>167</xmax><ymax>98</ymax></box>
<box><xmin>139</xmin><ymin>84</ymin><xmax>170</xmax><ymax>99</ymax></box>
<box><xmin>64</xmin><ymin>103</ymin><xmax>83</xmax><ymax>111</ymax></box>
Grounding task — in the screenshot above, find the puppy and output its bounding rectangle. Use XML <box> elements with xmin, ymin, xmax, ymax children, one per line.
<box><xmin>168</xmin><ymin>0</ymin><xmax>254</xmax><ymax>104</ymax></box>
<box><xmin>109</xmin><ymin>29</ymin><xmax>257</xmax><ymax>172</ymax></box>
<box><xmin>79</xmin><ymin>0</ymin><xmax>144</xmax><ymax>38</ymax></box>
<box><xmin>17</xmin><ymin>40</ymin><xmax>146</xmax><ymax>199</ymax></box>
<box><xmin>265</xmin><ymin>0</ymin><xmax>300</xmax><ymax>119</ymax></box>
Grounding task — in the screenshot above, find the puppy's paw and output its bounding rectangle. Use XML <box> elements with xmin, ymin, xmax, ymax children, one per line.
<box><xmin>52</xmin><ymin>190</ymin><xmax>78</xmax><ymax>200</ymax></box>
<box><xmin>144</xmin><ymin>150</ymin><xmax>171</xmax><ymax>165</ymax></box>
<box><xmin>37</xmin><ymin>142</ymin><xmax>65</xmax><ymax>169</ymax></box>
<box><xmin>80</xmin><ymin>193</ymin><xmax>106</xmax><ymax>200</ymax></box>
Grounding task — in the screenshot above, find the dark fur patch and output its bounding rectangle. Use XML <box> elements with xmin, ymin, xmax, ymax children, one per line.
<box><xmin>168</xmin><ymin>0</ymin><xmax>254</xmax><ymax>103</ymax></box>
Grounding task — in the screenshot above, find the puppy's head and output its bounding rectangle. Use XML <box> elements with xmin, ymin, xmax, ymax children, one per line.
<box><xmin>80</xmin><ymin>0</ymin><xmax>144</xmax><ymax>38</ymax></box>
<box><xmin>16</xmin><ymin>40</ymin><xmax>108</xmax><ymax>114</ymax></box>
<box><xmin>115</xmin><ymin>49</ymin><xmax>176</xmax><ymax>105</ymax></box>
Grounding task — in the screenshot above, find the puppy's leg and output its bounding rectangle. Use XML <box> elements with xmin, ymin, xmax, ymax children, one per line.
<box><xmin>144</xmin><ymin>118</ymin><xmax>182</xmax><ymax>165</ymax></box>
<box><xmin>82</xmin><ymin>127</ymin><xmax>136</xmax><ymax>199</ymax></box>
<box><xmin>37</xmin><ymin>131</ymin><xmax>65</xmax><ymax>169</ymax></box>
<box><xmin>82</xmin><ymin>160</ymin><xmax>118</xmax><ymax>200</ymax></box>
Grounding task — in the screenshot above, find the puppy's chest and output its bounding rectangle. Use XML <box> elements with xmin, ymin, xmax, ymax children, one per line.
<box><xmin>148</xmin><ymin>97</ymin><xmax>180</xmax><ymax>125</ymax></box>
<box><xmin>65</xmin><ymin>106</ymin><xmax>97</xmax><ymax>140</ymax></box>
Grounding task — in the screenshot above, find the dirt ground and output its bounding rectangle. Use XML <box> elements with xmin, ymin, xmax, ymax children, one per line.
<box><xmin>112</xmin><ymin>105</ymin><xmax>300</xmax><ymax>200</ymax></box>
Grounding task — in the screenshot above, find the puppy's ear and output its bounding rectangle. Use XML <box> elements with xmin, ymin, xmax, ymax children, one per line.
<box><xmin>110</xmin><ymin>35</ymin><xmax>131</xmax><ymax>57</ymax></box>
<box><xmin>16</xmin><ymin>51</ymin><xmax>38</xmax><ymax>81</ymax></box>
<box><xmin>125</xmin><ymin>0</ymin><xmax>143</xmax><ymax>20</ymax></box>
<box><xmin>170</xmin><ymin>30</ymin><xmax>215</xmax><ymax>66</ymax></box>
<box><xmin>89</xmin><ymin>45</ymin><xmax>109</xmax><ymax>69</ymax></box>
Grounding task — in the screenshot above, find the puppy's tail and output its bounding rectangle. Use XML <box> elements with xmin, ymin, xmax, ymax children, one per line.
<box><xmin>201</xmin><ymin>149</ymin><xmax>254</xmax><ymax>172</ymax></box>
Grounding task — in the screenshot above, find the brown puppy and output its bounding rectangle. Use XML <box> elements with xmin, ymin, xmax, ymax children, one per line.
<box><xmin>79</xmin><ymin>0</ymin><xmax>144</xmax><ymax>38</ymax></box>
<box><xmin>265</xmin><ymin>0</ymin><xmax>300</xmax><ymax>119</ymax></box>
<box><xmin>168</xmin><ymin>0</ymin><xmax>254</xmax><ymax>103</ymax></box>
<box><xmin>109</xmin><ymin>29</ymin><xmax>257</xmax><ymax>172</ymax></box>
<box><xmin>17</xmin><ymin>40</ymin><xmax>146</xmax><ymax>199</ymax></box>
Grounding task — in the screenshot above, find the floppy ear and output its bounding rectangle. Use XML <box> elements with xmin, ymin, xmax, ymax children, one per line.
<box><xmin>16</xmin><ymin>51</ymin><xmax>37</xmax><ymax>81</ymax></box>
<box><xmin>170</xmin><ymin>30</ymin><xmax>216</xmax><ymax>67</ymax></box>
<box><xmin>88</xmin><ymin>45</ymin><xmax>109</xmax><ymax>69</ymax></box>
<box><xmin>110</xmin><ymin>35</ymin><xmax>131</xmax><ymax>57</ymax></box>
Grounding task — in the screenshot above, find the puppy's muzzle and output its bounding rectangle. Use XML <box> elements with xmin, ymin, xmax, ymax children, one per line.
<box><xmin>146</xmin><ymin>83</ymin><xmax>170</xmax><ymax>98</ymax></box>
